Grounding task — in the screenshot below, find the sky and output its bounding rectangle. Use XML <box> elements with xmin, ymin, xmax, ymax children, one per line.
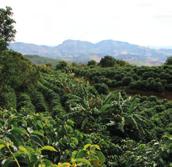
<box><xmin>1</xmin><ymin>0</ymin><xmax>172</xmax><ymax>47</ymax></box>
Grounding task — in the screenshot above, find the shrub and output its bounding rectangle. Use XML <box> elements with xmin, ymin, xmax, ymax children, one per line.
<box><xmin>99</xmin><ymin>56</ymin><xmax>115</xmax><ymax>67</ymax></box>
<box><xmin>94</xmin><ymin>83</ymin><xmax>109</xmax><ymax>94</ymax></box>
<box><xmin>88</xmin><ymin>60</ymin><xmax>97</xmax><ymax>66</ymax></box>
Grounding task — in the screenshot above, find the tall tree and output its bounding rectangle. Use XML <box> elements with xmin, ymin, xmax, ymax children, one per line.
<box><xmin>99</xmin><ymin>55</ymin><xmax>115</xmax><ymax>67</ymax></box>
<box><xmin>0</xmin><ymin>6</ymin><xmax>16</xmax><ymax>50</ymax></box>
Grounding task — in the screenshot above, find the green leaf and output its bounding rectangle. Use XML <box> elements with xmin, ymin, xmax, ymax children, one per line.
<box><xmin>162</xmin><ymin>134</ymin><xmax>172</xmax><ymax>140</ymax></box>
<box><xmin>75</xmin><ymin>150</ymin><xmax>87</xmax><ymax>159</ymax></box>
<box><xmin>96</xmin><ymin>151</ymin><xmax>106</xmax><ymax>163</ymax></box>
<box><xmin>41</xmin><ymin>145</ymin><xmax>57</xmax><ymax>152</ymax></box>
<box><xmin>92</xmin><ymin>144</ymin><xmax>100</xmax><ymax>150</ymax></box>
<box><xmin>18</xmin><ymin>146</ymin><xmax>29</xmax><ymax>154</ymax></box>
<box><xmin>0</xmin><ymin>143</ymin><xmax>5</xmax><ymax>150</ymax></box>
<box><xmin>83</xmin><ymin>144</ymin><xmax>92</xmax><ymax>150</ymax></box>
<box><xmin>73</xmin><ymin>158</ymin><xmax>92</xmax><ymax>166</ymax></box>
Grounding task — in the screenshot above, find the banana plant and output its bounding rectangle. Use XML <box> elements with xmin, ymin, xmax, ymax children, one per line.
<box><xmin>98</xmin><ymin>92</ymin><xmax>150</xmax><ymax>140</ymax></box>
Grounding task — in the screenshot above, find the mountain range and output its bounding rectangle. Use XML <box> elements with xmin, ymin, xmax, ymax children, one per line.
<box><xmin>9</xmin><ymin>40</ymin><xmax>172</xmax><ymax>65</ymax></box>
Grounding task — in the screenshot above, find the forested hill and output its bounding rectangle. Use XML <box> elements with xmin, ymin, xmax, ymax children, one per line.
<box><xmin>24</xmin><ymin>55</ymin><xmax>60</xmax><ymax>66</ymax></box>
<box><xmin>9</xmin><ymin>40</ymin><xmax>172</xmax><ymax>65</ymax></box>
<box><xmin>0</xmin><ymin>50</ymin><xmax>172</xmax><ymax>166</ymax></box>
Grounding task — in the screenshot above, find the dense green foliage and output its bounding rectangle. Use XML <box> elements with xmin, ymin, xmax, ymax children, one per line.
<box><xmin>87</xmin><ymin>60</ymin><xmax>97</xmax><ymax>66</ymax></box>
<box><xmin>99</xmin><ymin>56</ymin><xmax>128</xmax><ymax>67</ymax></box>
<box><xmin>0</xmin><ymin>6</ymin><xmax>16</xmax><ymax>50</ymax></box>
<box><xmin>166</xmin><ymin>56</ymin><xmax>172</xmax><ymax>65</ymax></box>
<box><xmin>73</xmin><ymin>58</ymin><xmax>172</xmax><ymax>94</ymax></box>
<box><xmin>1</xmin><ymin>6</ymin><xmax>171</xmax><ymax>167</ymax></box>
<box><xmin>0</xmin><ymin>50</ymin><xmax>40</xmax><ymax>90</ymax></box>
<box><xmin>0</xmin><ymin>50</ymin><xmax>172</xmax><ymax>166</ymax></box>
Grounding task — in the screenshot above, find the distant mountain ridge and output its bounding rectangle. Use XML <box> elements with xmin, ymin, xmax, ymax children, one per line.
<box><xmin>9</xmin><ymin>40</ymin><xmax>172</xmax><ymax>65</ymax></box>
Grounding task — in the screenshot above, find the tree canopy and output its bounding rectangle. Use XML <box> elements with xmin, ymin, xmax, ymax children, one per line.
<box><xmin>0</xmin><ymin>50</ymin><xmax>39</xmax><ymax>89</ymax></box>
<box><xmin>87</xmin><ymin>60</ymin><xmax>97</xmax><ymax>66</ymax></box>
<box><xmin>165</xmin><ymin>56</ymin><xmax>172</xmax><ymax>65</ymax></box>
<box><xmin>0</xmin><ymin>6</ymin><xmax>16</xmax><ymax>50</ymax></box>
<box><xmin>99</xmin><ymin>55</ymin><xmax>115</xmax><ymax>67</ymax></box>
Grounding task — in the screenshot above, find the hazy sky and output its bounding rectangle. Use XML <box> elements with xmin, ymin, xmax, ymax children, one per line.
<box><xmin>1</xmin><ymin>0</ymin><xmax>172</xmax><ymax>46</ymax></box>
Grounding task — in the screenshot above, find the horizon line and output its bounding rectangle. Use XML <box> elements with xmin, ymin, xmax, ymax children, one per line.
<box><xmin>10</xmin><ymin>39</ymin><xmax>156</xmax><ymax>48</ymax></box>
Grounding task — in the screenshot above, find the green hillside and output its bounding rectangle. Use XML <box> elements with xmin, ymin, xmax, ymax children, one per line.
<box><xmin>0</xmin><ymin>50</ymin><xmax>172</xmax><ymax>167</ymax></box>
<box><xmin>24</xmin><ymin>55</ymin><xmax>60</xmax><ymax>67</ymax></box>
<box><xmin>73</xmin><ymin>56</ymin><xmax>172</xmax><ymax>97</ymax></box>
<box><xmin>0</xmin><ymin>6</ymin><xmax>172</xmax><ymax>167</ymax></box>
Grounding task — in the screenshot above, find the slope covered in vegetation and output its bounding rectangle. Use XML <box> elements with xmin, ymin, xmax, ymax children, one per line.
<box><xmin>72</xmin><ymin>56</ymin><xmax>172</xmax><ymax>98</ymax></box>
<box><xmin>24</xmin><ymin>55</ymin><xmax>60</xmax><ymax>67</ymax></box>
<box><xmin>0</xmin><ymin>50</ymin><xmax>172</xmax><ymax>167</ymax></box>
